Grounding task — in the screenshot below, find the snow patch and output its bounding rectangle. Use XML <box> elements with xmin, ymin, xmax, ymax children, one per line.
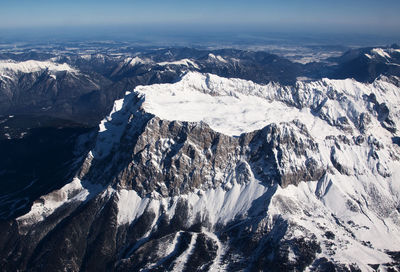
<box><xmin>208</xmin><ymin>53</ymin><xmax>228</xmax><ymax>63</ymax></box>
<box><xmin>125</xmin><ymin>56</ymin><xmax>150</xmax><ymax>67</ymax></box>
<box><xmin>157</xmin><ymin>59</ymin><xmax>199</xmax><ymax>69</ymax></box>
<box><xmin>17</xmin><ymin>178</ymin><xmax>100</xmax><ymax>226</ymax></box>
<box><xmin>117</xmin><ymin>189</ymin><xmax>150</xmax><ymax>225</ymax></box>
<box><xmin>172</xmin><ymin>233</ymin><xmax>198</xmax><ymax>271</ymax></box>
<box><xmin>371</xmin><ymin>48</ymin><xmax>391</xmax><ymax>59</ymax></box>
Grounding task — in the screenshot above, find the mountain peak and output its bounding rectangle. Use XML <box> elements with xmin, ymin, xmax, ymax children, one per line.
<box><xmin>0</xmin><ymin>59</ymin><xmax>78</xmax><ymax>76</ymax></box>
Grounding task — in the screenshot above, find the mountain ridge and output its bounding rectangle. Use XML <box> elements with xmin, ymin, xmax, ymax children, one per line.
<box><xmin>1</xmin><ymin>71</ymin><xmax>400</xmax><ymax>271</ymax></box>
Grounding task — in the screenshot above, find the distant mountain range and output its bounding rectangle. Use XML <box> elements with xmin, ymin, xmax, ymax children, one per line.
<box><xmin>0</xmin><ymin>45</ymin><xmax>399</xmax><ymax>129</ymax></box>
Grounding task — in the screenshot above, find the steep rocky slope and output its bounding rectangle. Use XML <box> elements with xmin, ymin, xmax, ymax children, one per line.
<box><xmin>1</xmin><ymin>72</ymin><xmax>400</xmax><ymax>271</ymax></box>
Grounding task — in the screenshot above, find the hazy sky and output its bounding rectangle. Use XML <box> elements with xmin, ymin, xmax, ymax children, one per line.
<box><xmin>1</xmin><ymin>0</ymin><xmax>400</xmax><ymax>35</ymax></box>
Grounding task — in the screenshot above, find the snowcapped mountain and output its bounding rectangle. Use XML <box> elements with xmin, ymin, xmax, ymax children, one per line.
<box><xmin>0</xmin><ymin>59</ymin><xmax>78</xmax><ymax>75</ymax></box>
<box><xmin>364</xmin><ymin>48</ymin><xmax>400</xmax><ymax>61</ymax></box>
<box><xmin>2</xmin><ymin>71</ymin><xmax>400</xmax><ymax>271</ymax></box>
<box><xmin>1</xmin><ymin>45</ymin><xmax>399</xmax><ymax>132</ymax></box>
<box><xmin>331</xmin><ymin>45</ymin><xmax>400</xmax><ymax>83</ymax></box>
<box><xmin>0</xmin><ymin>59</ymin><xmax>111</xmax><ymax>125</ymax></box>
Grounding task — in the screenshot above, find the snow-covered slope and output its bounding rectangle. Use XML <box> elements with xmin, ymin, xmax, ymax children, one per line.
<box><xmin>135</xmin><ymin>73</ymin><xmax>330</xmax><ymax>137</ymax></box>
<box><xmin>0</xmin><ymin>59</ymin><xmax>77</xmax><ymax>77</ymax></box>
<box><xmin>6</xmin><ymin>72</ymin><xmax>400</xmax><ymax>271</ymax></box>
<box><xmin>365</xmin><ymin>48</ymin><xmax>400</xmax><ymax>60</ymax></box>
<box><xmin>157</xmin><ymin>59</ymin><xmax>200</xmax><ymax>69</ymax></box>
<box><xmin>0</xmin><ymin>59</ymin><xmax>111</xmax><ymax>124</ymax></box>
<box><xmin>136</xmin><ymin>72</ymin><xmax>399</xmax><ymax>138</ymax></box>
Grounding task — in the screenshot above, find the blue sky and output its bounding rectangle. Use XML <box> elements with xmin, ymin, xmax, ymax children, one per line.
<box><xmin>1</xmin><ymin>0</ymin><xmax>399</xmax><ymax>35</ymax></box>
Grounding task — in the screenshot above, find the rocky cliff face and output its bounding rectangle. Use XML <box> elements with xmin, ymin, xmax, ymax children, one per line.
<box><xmin>1</xmin><ymin>72</ymin><xmax>400</xmax><ymax>271</ymax></box>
